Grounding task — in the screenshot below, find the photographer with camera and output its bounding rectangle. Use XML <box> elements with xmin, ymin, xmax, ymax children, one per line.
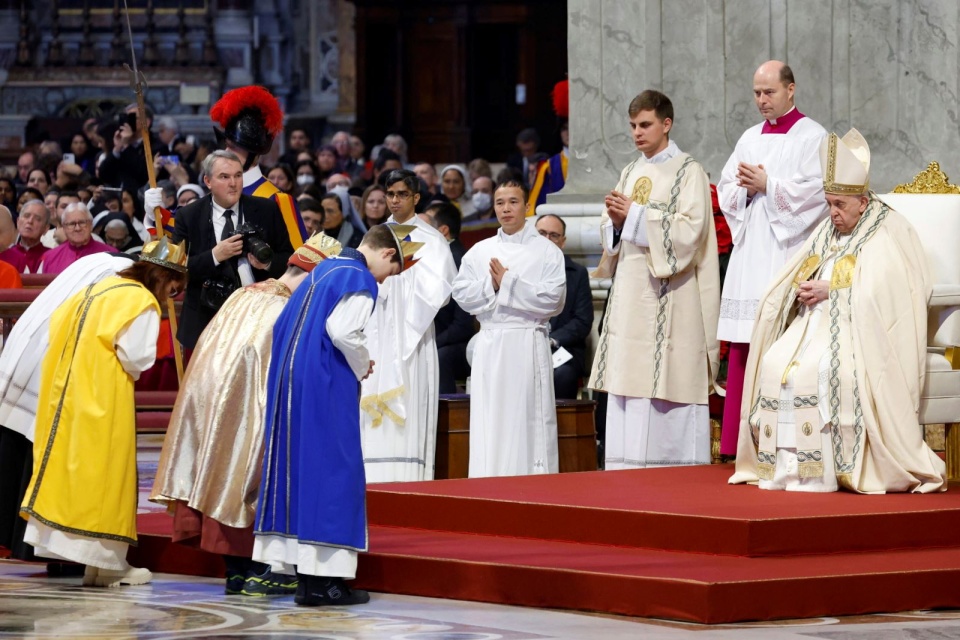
<box><xmin>172</xmin><ymin>149</ymin><xmax>293</xmax><ymax>350</ymax></box>
<box><xmin>99</xmin><ymin>103</ymin><xmax>164</xmax><ymax>191</ymax></box>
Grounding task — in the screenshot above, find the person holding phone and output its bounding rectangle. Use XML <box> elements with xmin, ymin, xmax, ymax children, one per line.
<box><xmin>99</xmin><ymin>104</ymin><xmax>161</xmax><ymax>190</ymax></box>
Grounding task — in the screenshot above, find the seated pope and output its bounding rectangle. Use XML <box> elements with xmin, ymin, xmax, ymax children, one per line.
<box><xmin>729</xmin><ymin>128</ymin><xmax>947</xmax><ymax>493</ymax></box>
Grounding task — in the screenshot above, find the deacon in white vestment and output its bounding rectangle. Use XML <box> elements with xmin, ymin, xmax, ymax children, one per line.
<box><xmin>360</xmin><ymin>170</ymin><xmax>456</xmax><ymax>482</ymax></box>
<box><xmin>588</xmin><ymin>90</ymin><xmax>720</xmax><ymax>469</ymax></box>
<box><xmin>453</xmin><ymin>181</ymin><xmax>566</xmax><ymax>477</ymax></box>
<box><xmin>730</xmin><ymin>129</ymin><xmax>946</xmax><ymax>494</ymax></box>
<box><xmin>717</xmin><ymin>61</ymin><xmax>830</xmax><ymax>457</ymax></box>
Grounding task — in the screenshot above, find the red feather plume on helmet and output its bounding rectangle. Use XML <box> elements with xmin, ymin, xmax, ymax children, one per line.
<box><xmin>551</xmin><ymin>79</ymin><xmax>569</xmax><ymax>119</ymax></box>
<box><xmin>210</xmin><ymin>85</ymin><xmax>284</xmax><ymax>136</ymax></box>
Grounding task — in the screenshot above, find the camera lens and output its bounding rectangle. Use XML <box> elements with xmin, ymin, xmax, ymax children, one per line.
<box><xmin>245</xmin><ymin>236</ymin><xmax>273</xmax><ymax>264</ymax></box>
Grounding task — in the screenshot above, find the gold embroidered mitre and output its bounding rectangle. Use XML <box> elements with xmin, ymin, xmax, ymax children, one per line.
<box><xmin>387</xmin><ymin>224</ymin><xmax>425</xmax><ymax>271</ymax></box>
<box><xmin>820</xmin><ymin>128</ymin><xmax>870</xmax><ymax>195</ymax></box>
<box><xmin>140</xmin><ymin>236</ymin><xmax>188</xmax><ymax>273</ymax></box>
<box><xmin>288</xmin><ymin>232</ymin><xmax>342</xmax><ymax>272</ymax></box>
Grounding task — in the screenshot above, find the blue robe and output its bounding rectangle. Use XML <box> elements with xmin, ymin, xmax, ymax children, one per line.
<box><xmin>255</xmin><ymin>252</ymin><xmax>378</xmax><ymax>551</ymax></box>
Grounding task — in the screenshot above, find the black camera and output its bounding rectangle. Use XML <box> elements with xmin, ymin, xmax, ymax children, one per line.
<box><xmin>233</xmin><ymin>223</ymin><xmax>273</xmax><ymax>265</ymax></box>
<box><xmin>200</xmin><ymin>277</ymin><xmax>237</xmax><ymax>312</ymax></box>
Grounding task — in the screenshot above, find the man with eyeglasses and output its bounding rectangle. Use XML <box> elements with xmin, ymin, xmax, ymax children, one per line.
<box><xmin>0</xmin><ymin>200</ymin><xmax>50</xmax><ymax>273</ymax></box>
<box><xmin>39</xmin><ymin>202</ymin><xmax>116</xmax><ymax>275</ymax></box>
<box><xmin>535</xmin><ymin>214</ymin><xmax>593</xmax><ymax>400</ymax></box>
<box><xmin>360</xmin><ymin>169</ymin><xmax>456</xmax><ymax>482</ymax></box>
<box><xmin>453</xmin><ymin>179</ymin><xmax>566</xmax><ymax>477</ymax></box>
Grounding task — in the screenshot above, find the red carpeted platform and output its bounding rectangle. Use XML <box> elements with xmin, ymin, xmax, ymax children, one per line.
<box><xmin>134</xmin><ymin>464</ymin><xmax>960</xmax><ymax>623</ymax></box>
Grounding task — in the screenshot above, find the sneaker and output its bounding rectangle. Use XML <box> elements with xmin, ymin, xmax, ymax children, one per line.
<box><xmin>91</xmin><ymin>566</ymin><xmax>153</xmax><ymax>588</ymax></box>
<box><xmin>240</xmin><ymin>569</ymin><xmax>297</xmax><ymax>596</ymax></box>
<box><xmin>225</xmin><ymin>572</ymin><xmax>246</xmax><ymax>595</ymax></box>
<box><xmin>294</xmin><ymin>575</ymin><xmax>370</xmax><ymax>607</ymax></box>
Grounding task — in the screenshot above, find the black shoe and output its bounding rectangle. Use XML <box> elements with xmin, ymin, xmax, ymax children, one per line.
<box><xmin>294</xmin><ymin>575</ymin><xmax>370</xmax><ymax>606</ymax></box>
<box><xmin>225</xmin><ymin>572</ymin><xmax>246</xmax><ymax>595</ymax></box>
<box><xmin>240</xmin><ymin>569</ymin><xmax>298</xmax><ymax>596</ymax></box>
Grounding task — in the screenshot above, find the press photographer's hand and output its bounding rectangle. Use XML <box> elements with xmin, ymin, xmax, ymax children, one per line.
<box><xmin>213</xmin><ymin>234</ymin><xmax>244</xmax><ymax>263</ymax></box>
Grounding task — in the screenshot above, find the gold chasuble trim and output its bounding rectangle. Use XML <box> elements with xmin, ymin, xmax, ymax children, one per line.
<box><xmin>360</xmin><ymin>386</ymin><xmax>406</xmax><ymax>427</ymax></box>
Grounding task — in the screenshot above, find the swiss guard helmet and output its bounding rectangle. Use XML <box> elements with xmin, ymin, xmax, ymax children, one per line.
<box><xmin>210</xmin><ymin>86</ymin><xmax>284</xmax><ymax>166</ymax></box>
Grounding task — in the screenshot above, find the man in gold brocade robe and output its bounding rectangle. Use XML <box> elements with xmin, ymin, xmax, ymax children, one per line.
<box><xmin>730</xmin><ymin>129</ymin><xmax>946</xmax><ymax>493</ymax></box>
<box><xmin>150</xmin><ymin>233</ymin><xmax>340</xmax><ymax>595</ymax></box>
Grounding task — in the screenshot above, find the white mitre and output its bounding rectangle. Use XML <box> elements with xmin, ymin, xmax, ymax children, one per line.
<box><xmin>819</xmin><ymin>128</ymin><xmax>870</xmax><ymax>195</ymax></box>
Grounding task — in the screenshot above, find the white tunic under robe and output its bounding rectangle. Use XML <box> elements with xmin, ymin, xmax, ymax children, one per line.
<box><xmin>452</xmin><ymin>223</ymin><xmax>566</xmax><ymax>477</ymax></box>
<box><xmin>717</xmin><ymin>110</ymin><xmax>829</xmax><ymax>342</ymax></box>
<box><xmin>360</xmin><ymin>215</ymin><xmax>456</xmax><ymax>482</ymax></box>
<box><xmin>0</xmin><ymin>253</ymin><xmax>131</xmax><ymax>442</ymax></box>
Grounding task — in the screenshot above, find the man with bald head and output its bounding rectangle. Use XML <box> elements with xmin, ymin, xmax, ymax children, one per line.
<box><xmin>716</xmin><ymin>60</ymin><xmax>829</xmax><ymax>459</ymax></box>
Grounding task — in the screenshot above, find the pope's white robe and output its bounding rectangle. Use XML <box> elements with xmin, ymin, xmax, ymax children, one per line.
<box><xmin>730</xmin><ymin>199</ymin><xmax>946</xmax><ymax>493</ymax></box>
<box><xmin>452</xmin><ymin>223</ymin><xmax>566</xmax><ymax>477</ymax></box>
<box><xmin>360</xmin><ymin>215</ymin><xmax>456</xmax><ymax>482</ymax></box>
<box><xmin>0</xmin><ymin>253</ymin><xmax>132</xmax><ymax>442</ymax></box>
<box><xmin>589</xmin><ymin>141</ymin><xmax>720</xmax><ymax>468</ymax></box>
<box><xmin>717</xmin><ymin>111</ymin><xmax>829</xmax><ymax>342</ymax></box>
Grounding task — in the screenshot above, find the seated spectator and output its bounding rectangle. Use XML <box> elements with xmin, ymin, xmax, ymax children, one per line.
<box><xmin>267</xmin><ymin>163</ymin><xmax>295</xmax><ymax>194</ymax></box>
<box><xmin>0</xmin><ymin>177</ymin><xmax>15</xmax><ymax>214</ymax></box>
<box><xmin>16</xmin><ymin>151</ymin><xmax>36</xmax><ymax>186</ymax></box>
<box><xmin>0</xmin><ymin>252</ymin><xmax>22</xmax><ymax>288</ymax></box>
<box><xmin>467</xmin><ymin>158</ymin><xmax>493</xmax><ymax>183</ymax></box>
<box><xmin>177</xmin><ymin>184</ymin><xmax>204</xmax><ymax>208</ymax></box>
<box><xmin>39</xmin><ymin>203</ymin><xmax>116</xmax><ymax>274</ymax></box>
<box><xmin>68</xmin><ymin>133</ymin><xmax>97</xmax><ymax>174</ymax></box>
<box><xmin>372</xmin><ymin>149</ymin><xmax>403</xmax><ymax>185</ymax></box>
<box><xmin>279</xmin><ymin>128</ymin><xmax>312</xmax><ymax>167</ymax></box>
<box><xmin>294</xmin><ymin>159</ymin><xmax>319</xmax><ymax>193</ymax></box>
<box><xmin>299</xmin><ymin>197</ymin><xmax>325</xmax><ymax>237</ymax></box>
<box><xmin>414</xmin><ymin>162</ymin><xmax>439</xmax><ymax>196</ymax></box>
<box><xmin>383</xmin><ymin>133</ymin><xmax>411</xmax><ymax>167</ymax></box>
<box><xmin>121</xmin><ymin>187</ymin><xmax>151</xmax><ymax>243</ymax></box>
<box><xmin>26</xmin><ymin>169</ymin><xmax>49</xmax><ymax>196</ymax></box>
<box><xmin>326</xmin><ymin>173</ymin><xmax>351</xmax><ymax>191</ymax></box>
<box><xmin>315</xmin><ymin>145</ymin><xmax>339</xmax><ymax>184</ymax></box>
<box><xmin>16</xmin><ymin>188</ymin><xmax>43</xmax><ymax>214</ymax></box>
<box><xmin>360</xmin><ymin>184</ymin><xmax>388</xmax><ymax>227</ymax></box>
<box><xmin>440</xmin><ymin>165</ymin><xmax>474</xmax><ymax>217</ymax></box>
<box><xmin>321</xmin><ymin>191</ymin><xmax>362</xmax><ymax>249</ymax></box>
<box><xmin>349</xmin><ymin>135</ymin><xmax>366</xmax><ymax>166</ymax></box>
<box><xmin>97</xmin><ymin>215</ymin><xmax>143</xmax><ymax>254</ymax></box>
<box><xmin>41</xmin><ymin>191</ymin><xmax>80</xmax><ymax>249</ymax></box>
<box><xmin>462</xmin><ymin>176</ymin><xmax>496</xmax><ymax>227</ymax></box>
<box><xmin>0</xmin><ymin>200</ymin><xmax>49</xmax><ymax>273</ymax></box>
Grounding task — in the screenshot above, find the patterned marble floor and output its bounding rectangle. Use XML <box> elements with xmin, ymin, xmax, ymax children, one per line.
<box><xmin>4</xmin><ymin>560</ymin><xmax>960</xmax><ymax>639</ymax></box>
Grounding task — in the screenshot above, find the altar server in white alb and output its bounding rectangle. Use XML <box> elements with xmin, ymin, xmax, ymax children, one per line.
<box><xmin>588</xmin><ymin>90</ymin><xmax>720</xmax><ymax>469</ymax></box>
<box><xmin>360</xmin><ymin>169</ymin><xmax>457</xmax><ymax>482</ymax></box>
<box><xmin>453</xmin><ymin>178</ymin><xmax>566</xmax><ymax>477</ymax></box>
<box><xmin>716</xmin><ymin>60</ymin><xmax>829</xmax><ymax>459</ymax></box>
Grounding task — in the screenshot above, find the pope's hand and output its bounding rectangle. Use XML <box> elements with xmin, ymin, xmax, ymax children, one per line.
<box><xmin>363</xmin><ymin>360</ymin><xmax>375</xmax><ymax>380</ymax></box>
<box><xmin>797</xmin><ymin>280</ymin><xmax>829</xmax><ymax>307</ymax></box>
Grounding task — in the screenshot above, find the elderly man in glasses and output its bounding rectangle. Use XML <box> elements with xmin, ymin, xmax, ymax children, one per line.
<box><xmin>39</xmin><ymin>203</ymin><xmax>116</xmax><ymax>275</ymax></box>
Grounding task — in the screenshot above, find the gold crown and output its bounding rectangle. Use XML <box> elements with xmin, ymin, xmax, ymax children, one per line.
<box><xmin>140</xmin><ymin>236</ymin><xmax>188</xmax><ymax>273</ymax></box>
<box><xmin>288</xmin><ymin>232</ymin><xmax>342</xmax><ymax>271</ymax></box>
<box><xmin>388</xmin><ymin>224</ymin><xmax>425</xmax><ymax>271</ymax></box>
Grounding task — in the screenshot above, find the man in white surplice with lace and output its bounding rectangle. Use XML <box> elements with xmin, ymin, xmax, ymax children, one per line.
<box><xmin>717</xmin><ymin>61</ymin><xmax>830</xmax><ymax>460</ymax></box>
<box><xmin>730</xmin><ymin>129</ymin><xmax>946</xmax><ymax>494</ymax></box>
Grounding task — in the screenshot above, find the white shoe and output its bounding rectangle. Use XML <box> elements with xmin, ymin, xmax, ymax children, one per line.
<box><xmin>92</xmin><ymin>566</ymin><xmax>153</xmax><ymax>588</ymax></box>
<box><xmin>81</xmin><ymin>565</ymin><xmax>98</xmax><ymax>586</ymax></box>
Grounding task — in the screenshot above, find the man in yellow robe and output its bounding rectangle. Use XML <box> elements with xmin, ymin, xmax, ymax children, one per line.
<box><xmin>730</xmin><ymin>129</ymin><xmax>946</xmax><ymax>493</ymax></box>
<box><xmin>20</xmin><ymin>238</ymin><xmax>188</xmax><ymax>586</ymax></box>
<box><xmin>150</xmin><ymin>233</ymin><xmax>340</xmax><ymax>596</ymax></box>
<box><xmin>588</xmin><ymin>90</ymin><xmax>720</xmax><ymax>469</ymax></box>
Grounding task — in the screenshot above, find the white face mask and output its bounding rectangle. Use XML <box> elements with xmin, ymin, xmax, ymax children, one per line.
<box><xmin>296</xmin><ymin>174</ymin><xmax>315</xmax><ymax>186</ymax></box>
<box><xmin>472</xmin><ymin>192</ymin><xmax>492</xmax><ymax>212</ymax></box>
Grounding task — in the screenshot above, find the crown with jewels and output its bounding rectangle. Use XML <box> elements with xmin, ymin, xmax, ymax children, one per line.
<box><xmin>139</xmin><ymin>236</ymin><xmax>188</xmax><ymax>273</ymax></box>
<box><xmin>288</xmin><ymin>232</ymin><xmax>343</xmax><ymax>272</ymax></box>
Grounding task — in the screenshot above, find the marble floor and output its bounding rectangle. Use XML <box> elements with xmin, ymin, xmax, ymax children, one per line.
<box><xmin>3</xmin><ymin>560</ymin><xmax>960</xmax><ymax>639</ymax></box>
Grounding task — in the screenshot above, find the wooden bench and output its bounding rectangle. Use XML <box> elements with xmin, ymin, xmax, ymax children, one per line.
<box><xmin>436</xmin><ymin>395</ymin><xmax>597</xmax><ymax>479</ymax></box>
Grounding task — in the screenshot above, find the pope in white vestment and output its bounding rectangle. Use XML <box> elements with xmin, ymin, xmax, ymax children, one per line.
<box><xmin>360</xmin><ymin>171</ymin><xmax>456</xmax><ymax>482</ymax></box>
<box><xmin>730</xmin><ymin>129</ymin><xmax>946</xmax><ymax>494</ymax></box>
<box><xmin>453</xmin><ymin>210</ymin><xmax>566</xmax><ymax>477</ymax></box>
<box><xmin>717</xmin><ymin>61</ymin><xmax>830</xmax><ymax>457</ymax></box>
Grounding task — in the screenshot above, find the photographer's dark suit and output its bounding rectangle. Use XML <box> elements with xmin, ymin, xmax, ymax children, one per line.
<box><xmin>172</xmin><ymin>193</ymin><xmax>293</xmax><ymax>349</ymax></box>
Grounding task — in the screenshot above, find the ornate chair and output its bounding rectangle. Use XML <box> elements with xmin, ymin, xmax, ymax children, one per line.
<box><xmin>880</xmin><ymin>162</ymin><xmax>960</xmax><ymax>480</ymax></box>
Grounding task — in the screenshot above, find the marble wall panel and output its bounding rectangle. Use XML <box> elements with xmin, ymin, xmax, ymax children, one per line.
<box><xmin>562</xmin><ymin>0</ymin><xmax>960</xmax><ymax>201</ymax></box>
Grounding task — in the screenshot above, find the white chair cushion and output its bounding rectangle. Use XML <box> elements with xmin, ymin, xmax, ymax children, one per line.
<box><xmin>920</xmin><ymin>351</ymin><xmax>960</xmax><ymax>424</ymax></box>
